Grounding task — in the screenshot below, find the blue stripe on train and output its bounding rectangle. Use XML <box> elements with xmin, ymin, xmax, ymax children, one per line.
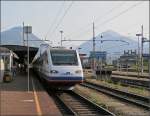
<box><xmin>39</xmin><ymin>72</ymin><xmax>83</xmax><ymax>81</ymax></box>
<box><xmin>48</xmin><ymin>77</ymin><xmax>83</xmax><ymax>81</ymax></box>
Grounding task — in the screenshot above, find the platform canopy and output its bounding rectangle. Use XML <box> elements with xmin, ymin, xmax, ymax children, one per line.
<box><xmin>0</xmin><ymin>47</ymin><xmax>19</xmax><ymax>59</ymax></box>
<box><xmin>0</xmin><ymin>45</ymin><xmax>38</xmax><ymax>64</ymax></box>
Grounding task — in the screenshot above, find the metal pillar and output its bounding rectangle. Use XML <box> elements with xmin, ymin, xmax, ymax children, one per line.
<box><xmin>137</xmin><ymin>36</ymin><xmax>140</xmax><ymax>77</ymax></box>
<box><xmin>60</xmin><ymin>30</ymin><xmax>63</xmax><ymax>46</ymax></box>
<box><xmin>148</xmin><ymin>37</ymin><xmax>150</xmax><ymax>78</ymax></box>
<box><xmin>93</xmin><ymin>22</ymin><xmax>96</xmax><ymax>70</ymax></box>
<box><xmin>136</xmin><ymin>34</ymin><xmax>141</xmax><ymax>77</ymax></box>
<box><xmin>141</xmin><ymin>25</ymin><xmax>144</xmax><ymax>74</ymax></box>
<box><xmin>27</xmin><ymin>33</ymin><xmax>30</xmax><ymax>92</ymax></box>
<box><xmin>24</xmin><ymin>25</ymin><xmax>32</xmax><ymax>92</ymax></box>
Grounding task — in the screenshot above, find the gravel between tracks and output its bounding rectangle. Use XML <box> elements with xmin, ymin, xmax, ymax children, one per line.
<box><xmin>74</xmin><ymin>85</ymin><xmax>150</xmax><ymax>116</ymax></box>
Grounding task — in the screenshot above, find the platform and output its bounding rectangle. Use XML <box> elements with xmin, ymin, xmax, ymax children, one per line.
<box><xmin>0</xmin><ymin>72</ymin><xmax>62</xmax><ymax>116</ymax></box>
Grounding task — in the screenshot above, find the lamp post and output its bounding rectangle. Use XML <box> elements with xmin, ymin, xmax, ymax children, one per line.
<box><xmin>24</xmin><ymin>25</ymin><xmax>32</xmax><ymax>92</ymax></box>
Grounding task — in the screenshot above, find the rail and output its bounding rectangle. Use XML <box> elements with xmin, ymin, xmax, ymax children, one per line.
<box><xmin>56</xmin><ymin>90</ymin><xmax>115</xmax><ymax>116</ymax></box>
<box><xmin>81</xmin><ymin>81</ymin><xmax>150</xmax><ymax>110</ymax></box>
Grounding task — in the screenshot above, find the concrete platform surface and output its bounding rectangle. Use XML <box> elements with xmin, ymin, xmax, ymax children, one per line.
<box><xmin>0</xmin><ymin>73</ymin><xmax>62</xmax><ymax>116</ymax></box>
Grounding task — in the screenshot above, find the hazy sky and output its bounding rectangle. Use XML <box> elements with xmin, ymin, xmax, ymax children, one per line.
<box><xmin>1</xmin><ymin>1</ymin><xmax>149</xmax><ymax>46</ymax></box>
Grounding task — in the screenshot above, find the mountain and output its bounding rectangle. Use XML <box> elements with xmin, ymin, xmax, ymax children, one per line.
<box><xmin>79</xmin><ymin>30</ymin><xmax>149</xmax><ymax>57</ymax></box>
<box><xmin>1</xmin><ymin>26</ymin><xmax>46</xmax><ymax>47</ymax></box>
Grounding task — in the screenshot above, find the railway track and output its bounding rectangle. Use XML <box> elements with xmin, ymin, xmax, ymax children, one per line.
<box><xmin>112</xmin><ymin>72</ymin><xmax>149</xmax><ymax>79</ymax></box>
<box><xmin>43</xmin><ymin>80</ymin><xmax>115</xmax><ymax>116</ymax></box>
<box><xmin>111</xmin><ymin>75</ymin><xmax>150</xmax><ymax>90</ymax></box>
<box><xmin>53</xmin><ymin>90</ymin><xmax>115</xmax><ymax>116</ymax></box>
<box><xmin>80</xmin><ymin>81</ymin><xmax>150</xmax><ymax>110</ymax></box>
<box><xmin>117</xmin><ymin>82</ymin><xmax>150</xmax><ymax>91</ymax></box>
<box><xmin>49</xmin><ymin>91</ymin><xmax>75</xmax><ymax>115</ymax></box>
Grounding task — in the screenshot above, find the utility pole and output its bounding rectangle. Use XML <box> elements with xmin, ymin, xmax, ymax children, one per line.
<box><xmin>60</xmin><ymin>30</ymin><xmax>63</xmax><ymax>46</ymax></box>
<box><xmin>27</xmin><ymin>32</ymin><xmax>29</xmax><ymax>92</ymax></box>
<box><xmin>141</xmin><ymin>25</ymin><xmax>144</xmax><ymax>74</ymax></box>
<box><xmin>136</xmin><ymin>33</ymin><xmax>141</xmax><ymax>77</ymax></box>
<box><xmin>148</xmin><ymin>37</ymin><xmax>150</xmax><ymax>77</ymax></box>
<box><xmin>93</xmin><ymin>22</ymin><xmax>96</xmax><ymax>70</ymax></box>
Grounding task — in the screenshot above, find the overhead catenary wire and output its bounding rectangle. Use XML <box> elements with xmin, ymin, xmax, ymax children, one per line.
<box><xmin>103</xmin><ymin>43</ymin><xmax>130</xmax><ymax>51</ymax></box>
<box><xmin>44</xmin><ymin>1</ymin><xmax>65</xmax><ymax>40</ymax></box>
<box><xmin>119</xmin><ymin>24</ymin><xmax>149</xmax><ymax>38</ymax></box>
<box><xmin>65</xmin><ymin>1</ymin><xmax>126</xmax><ymax>39</ymax></box>
<box><xmin>47</xmin><ymin>1</ymin><xmax>74</xmax><ymax>40</ymax></box>
<box><xmin>69</xmin><ymin>1</ymin><xmax>144</xmax><ymax>40</ymax></box>
<box><xmin>95</xmin><ymin>1</ymin><xmax>144</xmax><ymax>30</ymax></box>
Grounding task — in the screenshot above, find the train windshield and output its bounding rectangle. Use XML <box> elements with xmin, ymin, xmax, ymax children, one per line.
<box><xmin>50</xmin><ymin>50</ymin><xmax>78</xmax><ymax>65</ymax></box>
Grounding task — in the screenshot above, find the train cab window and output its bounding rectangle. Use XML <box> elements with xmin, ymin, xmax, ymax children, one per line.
<box><xmin>50</xmin><ymin>50</ymin><xmax>78</xmax><ymax>65</ymax></box>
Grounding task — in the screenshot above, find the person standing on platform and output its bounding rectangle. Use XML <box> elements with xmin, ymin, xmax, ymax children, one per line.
<box><xmin>12</xmin><ymin>63</ymin><xmax>17</xmax><ymax>77</ymax></box>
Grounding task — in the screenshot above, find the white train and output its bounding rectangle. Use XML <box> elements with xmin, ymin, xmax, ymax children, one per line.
<box><xmin>32</xmin><ymin>44</ymin><xmax>84</xmax><ymax>90</ymax></box>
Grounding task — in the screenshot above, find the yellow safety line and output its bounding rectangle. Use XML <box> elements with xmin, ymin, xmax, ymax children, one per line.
<box><xmin>32</xmin><ymin>78</ymin><xmax>42</xmax><ymax>116</ymax></box>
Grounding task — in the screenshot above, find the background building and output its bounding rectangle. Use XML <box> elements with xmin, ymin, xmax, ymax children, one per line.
<box><xmin>113</xmin><ymin>49</ymin><xmax>150</xmax><ymax>72</ymax></box>
<box><xmin>89</xmin><ymin>51</ymin><xmax>107</xmax><ymax>69</ymax></box>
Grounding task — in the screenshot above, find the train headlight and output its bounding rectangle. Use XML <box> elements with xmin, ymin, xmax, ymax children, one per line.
<box><xmin>50</xmin><ymin>70</ymin><xmax>58</xmax><ymax>74</ymax></box>
<box><xmin>75</xmin><ymin>70</ymin><xmax>82</xmax><ymax>74</ymax></box>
